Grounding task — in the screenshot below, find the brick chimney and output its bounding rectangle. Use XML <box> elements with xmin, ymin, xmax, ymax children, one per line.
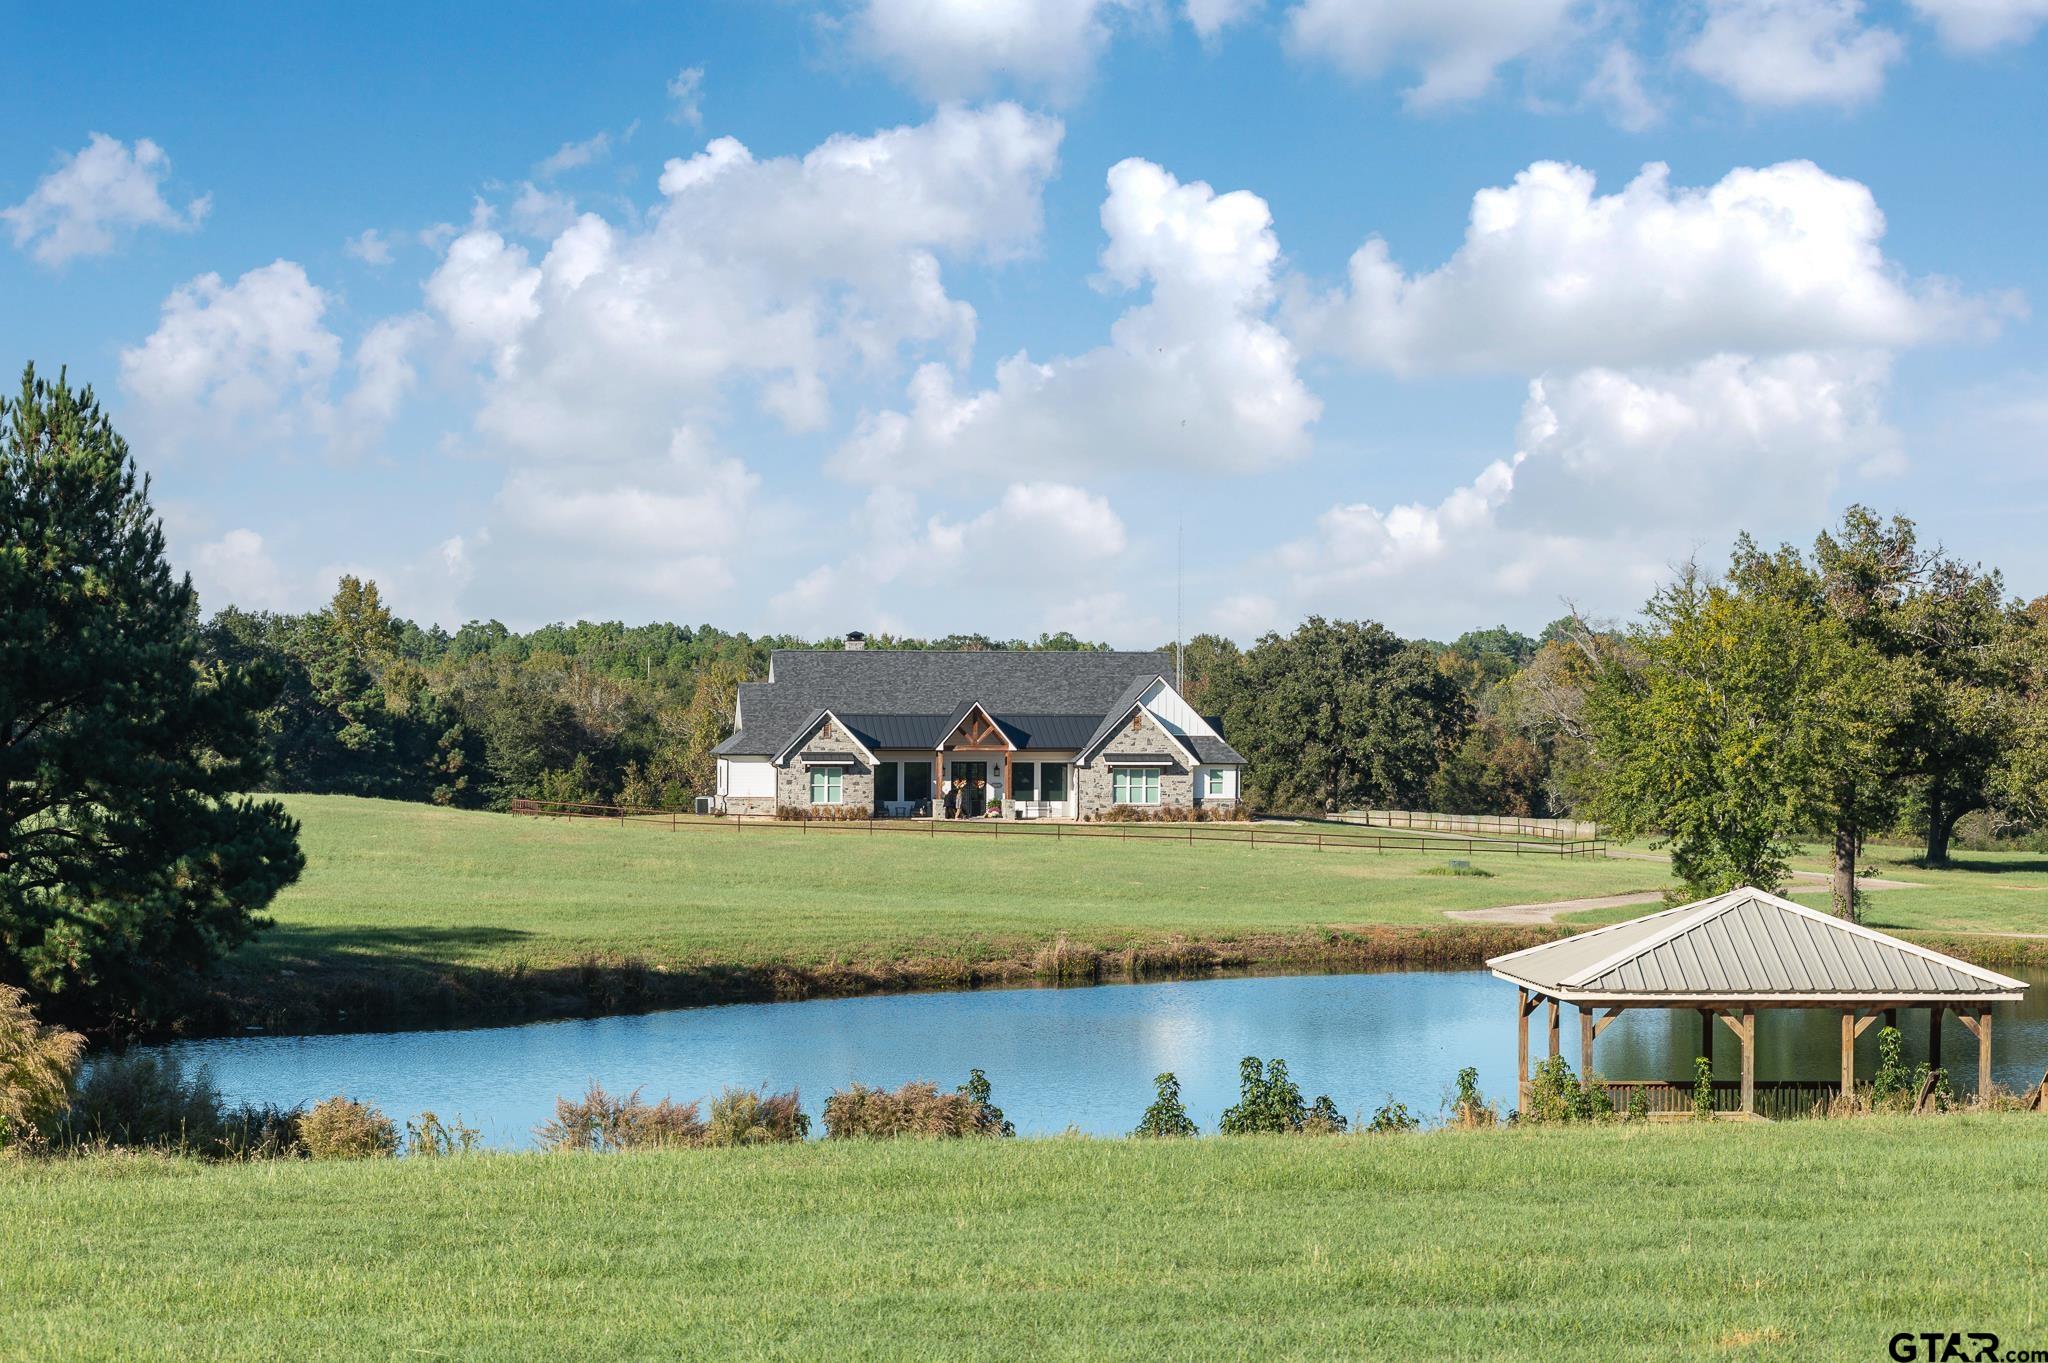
<box><xmin>844</xmin><ymin>631</ymin><xmax>866</xmax><ymax>651</ymax></box>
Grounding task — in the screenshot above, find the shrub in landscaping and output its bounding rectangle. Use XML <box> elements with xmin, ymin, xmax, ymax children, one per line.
<box><xmin>0</xmin><ymin>985</ymin><xmax>84</xmax><ymax>1151</ymax></box>
<box><xmin>536</xmin><ymin>1083</ymin><xmax>704</xmax><ymax>1152</ymax></box>
<box><xmin>406</xmin><ymin>1111</ymin><xmax>482</xmax><ymax>1157</ymax></box>
<box><xmin>300</xmin><ymin>1096</ymin><xmax>398</xmax><ymax>1159</ymax></box>
<box><xmin>823</xmin><ymin>1081</ymin><xmax>987</xmax><ymax>1139</ymax></box>
<box><xmin>1092</xmin><ymin>804</ymin><xmax>1249</xmax><ymax>823</ymax></box>
<box><xmin>1133</xmin><ymin>1072</ymin><xmax>1198</xmax><ymax>1138</ymax></box>
<box><xmin>1218</xmin><ymin>1057</ymin><xmax>1343</xmax><ymax>1135</ymax></box>
<box><xmin>1366</xmin><ymin>1098</ymin><xmax>1417</xmax><ymax>1132</ymax></box>
<box><xmin>1626</xmin><ymin>1087</ymin><xmax>1650</xmax><ymax>1123</ymax></box>
<box><xmin>773</xmin><ymin>805</ymin><xmax>870</xmax><ymax>822</ymax></box>
<box><xmin>704</xmin><ymin>1087</ymin><xmax>809</xmax><ymax>1145</ymax></box>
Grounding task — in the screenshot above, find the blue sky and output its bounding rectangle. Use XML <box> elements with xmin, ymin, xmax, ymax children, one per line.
<box><xmin>4</xmin><ymin>0</ymin><xmax>2045</xmax><ymax>644</ymax></box>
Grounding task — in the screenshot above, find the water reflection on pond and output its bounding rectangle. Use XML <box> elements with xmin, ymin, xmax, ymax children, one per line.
<box><xmin>144</xmin><ymin>967</ymin><xmax>2048</xmax><ymax>1148</ymax></box>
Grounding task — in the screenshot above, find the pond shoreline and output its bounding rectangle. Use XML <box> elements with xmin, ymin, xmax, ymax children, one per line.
<box><xmin>168</xmin><ymin>922</ymin><xmax>1562</xmax><ymax>1042</ymax></box>
<box><xmin>156</xmin><ymin>922</ymin><xmax>2048</xmax><ymax>1045</ymax></box>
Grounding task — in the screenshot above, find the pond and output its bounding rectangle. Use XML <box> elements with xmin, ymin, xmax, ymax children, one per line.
<box><xmin>142</xmin><ymin>968</ymin><xmax>2048</xmax><ymax>1148</ymax></box>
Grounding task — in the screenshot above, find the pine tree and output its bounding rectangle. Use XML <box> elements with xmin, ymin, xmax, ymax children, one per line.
<box><xmin>0</xmin><ymin>366</ymin><xmax>303</xmax><ymax>1031</ymax></box>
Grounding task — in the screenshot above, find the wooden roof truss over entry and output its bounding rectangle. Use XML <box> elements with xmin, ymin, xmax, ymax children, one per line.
<box><xmin>1488</xmin><ymin>887</ymin><xmax>2028</xmax><ymax>1115</ymax></box>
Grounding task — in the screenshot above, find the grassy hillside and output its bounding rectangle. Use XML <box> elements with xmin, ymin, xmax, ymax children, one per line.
<box><xmin>6</xmin><ymin>1118</ymin><xmax>2045</xmax><ymax>1361</ymax></box>
<box><xmin>194</xmin><ymin>796</ymin><xmax>1668</xmax><ymax>1031</ymax></box>
<box><xmin>184</xmin><ymin>797</ymin><xmax>2048</xmax><ymax>1035</ymax></box>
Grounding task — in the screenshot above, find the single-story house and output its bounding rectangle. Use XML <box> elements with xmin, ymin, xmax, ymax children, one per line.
<box><xmin>711</xmin><ymin>634</ymin><xmax>1247</xmax><ymax>818</ymax></box>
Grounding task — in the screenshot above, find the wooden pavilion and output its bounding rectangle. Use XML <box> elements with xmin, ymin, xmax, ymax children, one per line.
<box><xmin>1488</xmin><ymin>887</ymin><xmax>2028</xmax><ymax>1116</ymax></box>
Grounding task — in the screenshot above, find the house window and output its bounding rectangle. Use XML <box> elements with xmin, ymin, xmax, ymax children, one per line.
<box><xmin>1039</xmin><ymin>763</ymin><xmax>1067</xmax><ymax>802</ymax></box>
<box><xmin>1205</xmin><ymin>768</ymin><xmax>1226</xmax><ymax>797</ymax></box>
<box><xmin>902</xmin><ymin>762</ymin><xmax>932</xmax><ymax>803</ymax></box>
<box><xmin>1112</xmin><ymin>767</ymin><xmax>1160</xmax><ymax>805</ymax></box>
<box><xmin>809</xmin><ymin>767</ymin><xmax>843</xmax><ymax>805</ymax></box>
<box><xmin>1010</xmin><ymin>762</ymin><xmax>1035</xmax><ymax>801</ymax></box>
<box><xmin>876</xmin><ymin>762</ymin><xmax>900</xmax><ymax>802</ymax></box>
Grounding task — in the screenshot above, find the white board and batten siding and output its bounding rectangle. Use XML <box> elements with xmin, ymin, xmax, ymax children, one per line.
<box><xmin>1138</xmin><ymin>678</ymin><xmax>1218</xmax><ymax>740</ymax></box>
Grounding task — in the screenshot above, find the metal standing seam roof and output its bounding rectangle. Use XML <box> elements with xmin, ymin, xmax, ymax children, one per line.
<box><xmin>1487</xmin><ymin>887</ymin><xmax>2027</xmax><ymax>1002</ymax></box>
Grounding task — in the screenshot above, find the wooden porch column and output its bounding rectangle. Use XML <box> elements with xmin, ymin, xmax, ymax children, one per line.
<box><xmin>1719</xmin><ymin>1009</ymin><xmax>1756</xmax><ymax>1114</ymax></box>
<box><xmin>1699</xmin><ymin>1008</ymin><xmax>1714</xmax><ymax>1066</ymax></box>
<box><xmin>1840</xmin><ymin>1009</ymin><xmax>1855</xmax><ymax>1098</ymax></box>
<box><xmin>1547</xmin><ymin>998</ymin><xmax>1560</xmax><ymax>1058</ymax></box>
<box><xmin>1740</xmin><ymin>1009</ymin><xmax>1756</xmax><ymax>1114</ymax></box>
<box><xmin>1957</xmin><ymin>1009</ymin><xmax>1995</xmax><ymax>1103</ymax></box>
<box><xmin>1579</xmin><ymin>1007</ymin><xmax>1618</xmax><ymax>1090</ymax></box>
<box><xmin>1928</xmin><ymin>1005</ymin><xmax>1944</xmax><ymax>1073</ymax></box>
<box><xmin>1517</xmin><ymin>989</ymin><xmax>1532</xmax><ymax>1105</ymax></box>
<box><xmin>1883</xmin><ymin>1007</ymin><xmax>1898</xmax><ymax>1033</ymax></box>
<box><xmin>1580</xmin><ymin>1007</ymin><xmax>1595</xmax><ymax>1089</ymax></box>
<box><xmin>1978</xmin><ymin>1009</ymin><xmax>1993</xmax><ymax>1101</ymax></box>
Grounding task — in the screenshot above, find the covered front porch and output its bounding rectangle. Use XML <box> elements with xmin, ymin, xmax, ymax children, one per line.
<box><xmin>1490</xmin><ymin>887</ymin><xmax>2028</xmax><ymax>1117</ymax></box>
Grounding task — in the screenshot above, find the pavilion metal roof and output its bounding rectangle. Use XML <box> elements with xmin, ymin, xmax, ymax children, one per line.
<box><xmin>1488</xmin><ymin>887</ymin><xmax>2027</xmax><ymax>1004</ymax></box>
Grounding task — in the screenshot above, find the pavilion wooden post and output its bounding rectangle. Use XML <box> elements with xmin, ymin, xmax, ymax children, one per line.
<box><xmin>1719</xmin><ymin>1009</ymin><xmax>1756</xmax><ymax>1115</ymax></box>
<box><xmin>1579</xmin><ymin>1007</ymin><xmax>1619</xmax><ymax>1090</ymax></box>
<box><xmin>1957</xmin><ymin>1008</ymin><xmax>1994</xmax><ymax>1102</ymax></box>
<box><xmin>1547</xmin><ymin>999</ymin><xmax>1560</xmax><ymax>1058</ymax></box>
<box><xmin>1840</xmin><ymin>1010</ymin><xmax>1854</xmax><ymax>1098</ymax></box>
<box><xmin>1698</xmin><ymin>1009</ymin><xmax>1714</xmax><ymax>1067</ymax></box>
<box><xmin>1580</xmin><ymin>1008</ymin><xmax>1595</xmax><ymax>1089</ymax></box>
<box><xmin>1516</xmin><ymin>989</ymin><xmax>1535</xmax><ymax>1105</ymax></box>
<box><xmin>1928</xmin><ymin>1005</ymin><xmax>1944</xmax><ymax>1073</ymax></box>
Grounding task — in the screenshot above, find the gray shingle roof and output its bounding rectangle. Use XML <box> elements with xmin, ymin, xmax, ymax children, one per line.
<box><xmin>1489</xmin><ymin>887</ymin><xmax>2027</xmax><ymax>1002</ymax></box>
<box><xmin>716</xmin><ymin>650</ymin><xmax>1198</xmax><ymax>758</ymax></box>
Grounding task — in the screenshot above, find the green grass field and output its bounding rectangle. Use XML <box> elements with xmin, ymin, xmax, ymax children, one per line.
<box><xmin>190</xmin><ymin>797</ymin><xmax>2048</xmax><ymax>1033</ymax></box>
<box><xmin>203</xmin><ymin>796</ymin><xmax>1668</xmax><ymax>1030</ymax></box>
<box><xmin>6</xmin><ymin>1118</ymin><xmax>2046</xmax><ymax>1361</ymax></box>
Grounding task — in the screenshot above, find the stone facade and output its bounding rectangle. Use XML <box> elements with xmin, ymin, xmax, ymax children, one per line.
<box><xmin>1076</xmin><ymin>709</ymin><xmax>1193</xmax><ymax>819</ymax></box>
<box><xmin>775</xmin><ymin>716</ymin><xmax>875</xmax><ymax>814</ymax></box>
<box><xmin>725</xmin><ymin>795</ymin><xmax>776</xmax><ymax>817</ymax></box>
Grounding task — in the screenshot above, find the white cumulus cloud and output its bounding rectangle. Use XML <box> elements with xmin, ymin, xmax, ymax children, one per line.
<box><xmin>1907</xmin><ymin>0</ymin><xmax>2048</xmax><ymax>49</ymax></box>
<box><xmin>1679</xmin><ymin>0</ymin><xmax>1904</xmax><ymax>107</ymax></box>
<box><xmin>119</xmin><ymin>260</ymin><xmax>341</xmax><ymax>450</ymax></box>
<box><xmin>3</xmin><ymin>133</ymin><xmax>209</xmax><ymax>266</ymax></box>
<box><xmin>1271</xmin><ymin>352</ymin><xmax>1900</xmax><ymax>629</ymax></box>
<box><xmin>770</xmin><ymin>481</ymin><xmax>1129</xmax><ymax>635</ymax></box>
<box><xmin>1283</xmin><ymin>0</ymin><xmax>1581</xmax><ymax>107</ymax></box>
<box><xmin>845</xmin><ymin>0</ymin><xmax>1141</xmax><ymax>102</ymax></box>
<box><xmin>423</xmin><ymin>104</ymin><xmax>1062</xmax><ymax>461</ymax></box>
<box><xmin>1296</xmin><ymin>158</ymin><xmax>1999</xmax><ymax>376</ymax></box>
<box><xmin>835</xmin><ymin>157</ymin><xmax>1318</xmax><ymax>486</ymax></box>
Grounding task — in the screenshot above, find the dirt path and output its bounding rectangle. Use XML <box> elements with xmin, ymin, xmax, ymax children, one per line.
<box><xmin>1447</xmin><ymin>873</ymin><xmax>1922</xmax><ymax>926</ymax></box>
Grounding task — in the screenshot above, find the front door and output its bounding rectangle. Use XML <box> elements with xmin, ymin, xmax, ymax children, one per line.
<box><xmin>950</xmin><ymin>760</ymin><xmax>987</xmax><ymax>816</ymax></box>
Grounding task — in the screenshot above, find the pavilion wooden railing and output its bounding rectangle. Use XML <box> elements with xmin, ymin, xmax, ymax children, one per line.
<box><xmin>505</xmin><ymin>800</ymin><xmax>1608</xmax><ymax>858</ymax></box>
<box><xmin>1599</xmin><ymin>1079</ymin><xmax>1842</xmax><ymax>1121</ymax></box>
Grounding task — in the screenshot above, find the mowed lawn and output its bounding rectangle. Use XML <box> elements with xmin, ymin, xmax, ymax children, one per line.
<box><xmin>6</xmin><ymin>1119</ymin><xmax>2047</xmax><ymax>1361</ymax></box>
<box><xmin>241</xmin><ymin>796</ymin><xmax>1666</xmax><ymax>981</ymax></box>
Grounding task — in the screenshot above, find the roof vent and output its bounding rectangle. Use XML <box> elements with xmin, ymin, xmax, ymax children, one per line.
<box><xmin>844</xmin><ymin>631</ymin><xmax>866</xmax><ymax>651</ymax></box>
